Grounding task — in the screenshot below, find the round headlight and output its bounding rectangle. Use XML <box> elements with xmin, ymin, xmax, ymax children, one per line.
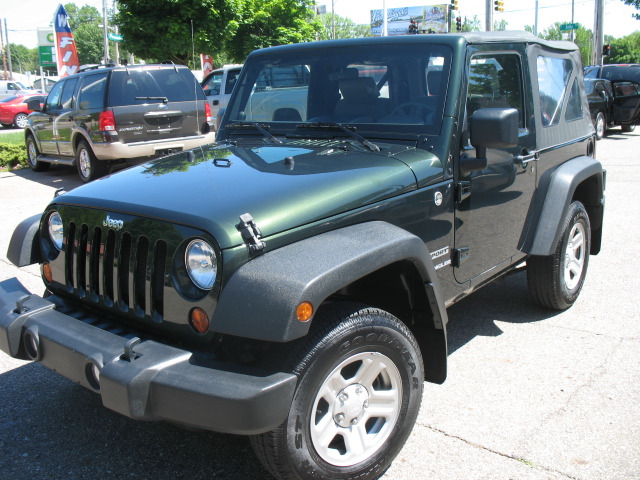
<box><xmin>185</xmin><ymin>239</ymin><xmax>217</xmax><ymax>290</ymax></box>
<box><xmin>48</xmin><ymin>211</ymin><xmax>64</xmax><ymax>251</ymax></box>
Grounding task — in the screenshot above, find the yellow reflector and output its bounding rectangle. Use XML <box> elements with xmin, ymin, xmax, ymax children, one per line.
<box><xmin>296</xmin><ymin>302</ymin><xmax>313</xmax><ymax>322</ymax></box>
<box><xmin>43</xmin><ymin>263</ymin><xmax>53</xmax><ymax>283</ymax></box>
<box><xmin>190</xmin><ymin>308</ymin><xmax>210</xmax><ymax>334</ymax></box>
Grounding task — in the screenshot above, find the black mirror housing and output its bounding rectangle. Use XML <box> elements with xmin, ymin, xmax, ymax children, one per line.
<box><xmin>27</xmin><ymin>98</ymin><xmax>42</xmax><ymax>112</ymax></box>
<box><xmin>470</xmin><ymin>107</ymin><xmax>519</xmax><ymax>150</ymax></box>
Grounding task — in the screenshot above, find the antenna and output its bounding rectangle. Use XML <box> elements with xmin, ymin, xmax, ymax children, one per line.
<box><xmin>191</xmin><ymin>19</ymin><xmax>201</xmax><ymax>134</ymax></box>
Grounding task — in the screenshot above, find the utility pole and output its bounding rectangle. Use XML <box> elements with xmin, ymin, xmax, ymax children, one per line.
<box><xmin>486</xmin><ymin>0</ymin><xmax>493</xmax><ymax>31</ymax></box>
<box><xmin>534</xmin><ymin>0</ymin><xmax>539</xmax><ymax>35</ymax></box>
<box><xmin>0</xmin><ymin>19</ymin><xmax>7</xmax><ymax>81</ymax></box>
<box><xmin>4</xmin><ymin>19</ymin><xmax>12</xmax><ymax>79</ymax></box>
<box><xmin>570</xmin><ymin>0</ymin><xmax>575</xmax><ymax>42</ymax></box>
<box><xmin>102</xmin><ymin>0</ymin><xmax>110</xmax><ymax>63</ymax></box>
<box><xmin>593</xmin><ymin>0</ymin><xmax>604</xmax><ymax>65</ymax></box>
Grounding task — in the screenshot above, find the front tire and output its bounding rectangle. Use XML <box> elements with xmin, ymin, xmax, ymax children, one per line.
<box><xmin>527</xmin><ymin>201</ymin><xmax>591</xmax><ymax>310</ymax></box>
<box><xmin>76</xmin><ymin>140</ymin><xmax>107</xmax><ymax>182</ymax></box>
<box><xmin>251</xmin><ymin>304</ymin><xmax>424</xmax><ymax>480</ymax></box>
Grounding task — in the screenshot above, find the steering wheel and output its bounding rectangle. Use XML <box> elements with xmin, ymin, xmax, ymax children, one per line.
<box><xmin>388</xmin><ymin>102</ymin><xmax>433</xmax><ymax>122</ymax></box>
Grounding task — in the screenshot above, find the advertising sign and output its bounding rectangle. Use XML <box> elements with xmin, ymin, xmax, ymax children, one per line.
<box><xmin>53</xmin><ymin>4</ymin><xmax>81</xmax><ymax>77</ymax></box>
<box><xmin>37</xmin><ymin>27</ymin><xmax>56</xmax><ymax>68</ymax></box>
<box><xmin>371</xmin><ymin>4</ymin><xmax>448</xmax><ymax>36</ymax></box>
<box><xmin>201</xmin><ymin>54</ymin><xmax>214</xmax><ymax>78</ymax></box>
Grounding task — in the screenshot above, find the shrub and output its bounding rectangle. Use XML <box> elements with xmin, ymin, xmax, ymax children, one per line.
<box><xmin>0</xmin><ymin>142</ymin><xmax>28</xmax><ymax>170</ymax></box>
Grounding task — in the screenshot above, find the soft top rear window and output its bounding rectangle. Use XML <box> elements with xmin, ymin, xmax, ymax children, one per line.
<box><xmin>109</xmin><ymin>67</ymin><xmax>205</xmax><ymax>106</ymax></box>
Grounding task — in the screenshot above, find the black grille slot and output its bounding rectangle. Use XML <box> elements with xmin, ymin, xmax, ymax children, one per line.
<box><xmin>119</xmin><ymin>233</ymin><xmax>132</xmax><ymax>307</ymax></box>
<box><xmin>134</xmin><ymin>236</ymin><xmax>149</xmax><ymax>313</ymax></box>
<box><xmin>151</xmin><ymin>240</ymin><xmax>167</xmax><ymax>318</ymax></box>
<box><xmin>77</xmin><ymin>224</ymin><xmax>88</xmax><ymax>293</ymax></box>
<box><xmin>104</xmin><ymin>230</ymin><xmax>116</xmax><ymax>302</ymax></box>
<box><xmin>65</xmin><ymin>222</ymin><xmax>76</xmax><ymax>289</ymax></box>
<box><xmin>89</xmin><ymin>227</ymin><xmax>102</xmax><ymax>297</ymax></box>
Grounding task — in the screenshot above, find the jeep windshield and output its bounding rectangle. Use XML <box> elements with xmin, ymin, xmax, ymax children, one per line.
<box><xmin>224</xmin><ymin>43</ymin><xmax>452</xmax><ymax>140</ymax></box>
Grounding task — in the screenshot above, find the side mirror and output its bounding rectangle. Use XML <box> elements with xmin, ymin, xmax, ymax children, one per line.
<box><xmin>470</xmin><ymin>107</ymin><xmax>519</xmax><ymax>160</ymax></box>
<box><xmin>27</xmin><ymin>98</ymin><xmax>42</xmax><ymax>112</ymax></box>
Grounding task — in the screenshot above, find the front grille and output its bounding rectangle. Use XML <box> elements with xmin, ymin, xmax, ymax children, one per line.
<box><xmin>64</xmin><ymin>222</ymin><xmax>168</xmax><ymax>319</ymax></box>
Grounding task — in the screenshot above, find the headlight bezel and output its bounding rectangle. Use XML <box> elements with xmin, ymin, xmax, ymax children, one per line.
<box><xmin>48</xmin><ymin>211</ymin><xmax>64</xmax><ymax>251</ymax></box>
<box><xmin>184</xmin><ymin>238</ymin><xmax>218</xmax><ymax>291</ymax></box>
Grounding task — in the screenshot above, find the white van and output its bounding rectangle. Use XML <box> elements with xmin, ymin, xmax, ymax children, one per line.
<box><xmin>0</xmin><ymin>80</ymin><xmax>41</xmax><ymax>100</ymax></box>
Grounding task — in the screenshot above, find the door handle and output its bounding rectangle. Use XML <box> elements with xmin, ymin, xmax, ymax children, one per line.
<box><xmin>515</xmin><ymin>151</ymin><xmax>538</xmax><ymax>165</ymax></box>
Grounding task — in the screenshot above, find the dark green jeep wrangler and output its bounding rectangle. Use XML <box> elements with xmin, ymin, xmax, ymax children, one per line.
<box><xmin>1</xmin><ymin>32</ymin><xmax>610</xmax><ymax>480</ymax></box>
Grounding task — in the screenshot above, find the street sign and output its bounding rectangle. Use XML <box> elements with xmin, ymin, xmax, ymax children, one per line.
<box><xmin>38</xmin><ymin>46</ymin><xmax>56</xmax><ymax>67</ymax></box>
<box><xmin>107</xmin><ymin>32</ymin><xmax>123</xmax><ymax>42</ymax></box>
<box><xmin>560</xmin><ymin>23</ymin><xmax>579</xmax><ymax>31</ymax></box>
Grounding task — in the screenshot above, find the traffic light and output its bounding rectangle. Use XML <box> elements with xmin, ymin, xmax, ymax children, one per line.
<box><xmin>456</xmin><ymin>16</ymin><xmax>462</xmax><ymax>31</ymax></box>
<box><xmin>494</xmin><ymin>0</ymin><xmax>504</xmax><ymax>12</ymax></box>
<box><xmin>450</xmin><ymin>0</ymin><xmax>458</xmax><ymax>10</ymax></box>
<box><xmin>603</xmin><ymin>44</ymin><xmax>611</xmax><ymax>56</ymax></box>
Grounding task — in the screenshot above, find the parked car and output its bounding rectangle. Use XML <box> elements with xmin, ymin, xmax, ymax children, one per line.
<box><xmin>0</xmin><ymin>94</ymin><xmax>45</xmax><ymax>129</ymax></box>
<box><xmin>584</xmin><ymin>76</ymin><xmax>640</xmax><ymax>138</ymax></box>
<box><xmin>0</xmin><ymin>80</ymin><xmax>41</xmax><ymax>100</ymax></box>
<box><xmin>25</xmin><ymin>63</ymin><xmax>216</xmax><ymax>182</ymax></box>
<box><xmin>584</xmin><ymin>63</ymin><xmax>640</xmax><ymax>83</ymax></box>
<box><xmin>201</xmin><ymin>64</ymin><xmax>243</xmax><ymax>129</ymax></box>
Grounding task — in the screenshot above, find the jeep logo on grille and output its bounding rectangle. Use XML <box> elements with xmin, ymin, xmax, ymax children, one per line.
<box><xmin>103</xmin><ymin>215</ymin><xmax>124</xmax><ymax>230</ymax></box>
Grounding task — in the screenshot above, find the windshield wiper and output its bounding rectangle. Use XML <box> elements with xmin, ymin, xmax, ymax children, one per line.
<box><xmin>226</xmin><ymin>121</ymin><xmax>282</xmax><ymax>144</ymax></box>
<box><xmin>135</xmin><ymin>96</ymin><xmax>168</xmax><ymax>103</ymax></box>
<box><xmin>297</xmin><ymin>122</ymin><xmax>380</xmax><ymax>152</ymax></box>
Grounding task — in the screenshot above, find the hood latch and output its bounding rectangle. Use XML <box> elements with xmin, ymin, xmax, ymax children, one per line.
<box><xmin>236</xmin><ymin>213</ymin><xmax>266</xmax><ymax>255</ymax></box>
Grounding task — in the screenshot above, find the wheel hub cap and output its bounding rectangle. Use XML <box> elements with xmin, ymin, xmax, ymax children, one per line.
<box><xmin>332</xmin><ymin>384</ymin><xmax>369</xmax><ymax>427</ymax></box>
<box><xmin>563</xmin><ymin>223</ymin><xmax>585</xmax><ymax>290</ymax></box>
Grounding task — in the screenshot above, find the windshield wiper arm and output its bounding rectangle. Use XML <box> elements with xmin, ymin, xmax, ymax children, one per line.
<box><xmin>227</xmin><ymin>121</ymin><xmax>282</xmax><ymax>144</ymax></box>
<box><xmin>297</xmin><ymin>122</ymin><xmax>380</xmax><ymax>152</ymax></box>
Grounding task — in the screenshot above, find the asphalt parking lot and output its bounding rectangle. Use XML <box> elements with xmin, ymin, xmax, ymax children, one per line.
<box><xmin>0</xmin><ymin>130</ymin><xmax>638</xmax><ymax>480</ymax></box>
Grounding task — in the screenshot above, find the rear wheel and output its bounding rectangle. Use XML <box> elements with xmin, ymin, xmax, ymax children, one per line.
<box><xmin>251</xmin><ymin>303</ymin><xmax>424</xmax><ymax>480</ymax></box>
<box><xmin>527</xmin><ymin>201</ymin><xmax>591</xmax><ymax>310</ymax></box>
<box><xmin>26</xmin><ymin>134</ymin><xmax>49</xmax><ymax>172</ymax></box>
<box><xmin>14</xmin><ymin>113</ymin><xmax>29</xmax><ymax>129</ymax></box>
<box><xmin>76</xmin><ymin>140</ymin><xmax>107</xmax><ymax>182</ymax></box>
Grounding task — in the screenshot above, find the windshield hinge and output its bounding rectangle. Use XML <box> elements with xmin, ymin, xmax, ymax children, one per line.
<box><xmin>456</xmin><ymin>181</ymin><xmax>472</xmax><ymax>203</ymax></box>
<box><xmin>236</xmin><ymin>213</ymin><xmax>266</xmax><ymax>255</ymax></box>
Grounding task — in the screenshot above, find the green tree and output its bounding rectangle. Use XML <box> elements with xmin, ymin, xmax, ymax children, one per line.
<box><xmin>494</xmin><ymin>19</ymin><xmax>508</xmax><ymax>31</ymax></box>
<box><xmin>605</xmin><ymin>31</ymin><xmax>640</xmax><ymax>63</ymax></box>
<box><xmin>226</xmin><ymin>0</ymin><xmax>321</xmax><ymax>62</ymax></box>
<box><xmin>64</xmin><ymin>3</ymin><xmax>104</xmax><ymax>65</ymax></box>
<box><xmin>461</xmin><ymin>15</ymin><xmax>481</xmax><ymax>32</ymax></box>
<box><xmin>621</xmin><ymin>0</ymin><xmax>640</xmax><ymax>20</ymax></box>
<box><xmin>316</xmin><ymin>13</ymin><xmax>371</xmax><ymax>40</ymax></box>
<box><xmin>7</xmin><ymin>44</ymin><xmax>39</xmax><ymax>73</ymax></box>
<box><xmin>116</xmin><ymin>0</ymin><xmax>238</xmax><ymax>65</ymax></box>
<box><xmin>539</xmin><ymin>22</ymin><xmax>594</xmax><ymax>68</ymax></box>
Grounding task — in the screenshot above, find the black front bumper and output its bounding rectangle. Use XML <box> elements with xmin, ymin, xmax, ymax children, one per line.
<box><xmin>0</xmin><ymin>278</ymin><xmax>296</xmax><ymax>435</ymax></box>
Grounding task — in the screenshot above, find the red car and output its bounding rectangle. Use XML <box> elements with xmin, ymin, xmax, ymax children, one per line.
<box><xmin>0</xmin><ymin>94</ymin><xmax>45</xmax><ymax>129</ymax></box>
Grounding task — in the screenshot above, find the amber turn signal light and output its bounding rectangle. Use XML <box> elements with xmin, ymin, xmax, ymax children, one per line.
<box><xmin>43</xmin><ymin>263</ymin><xmax>53</xmax><ymax>283</ymax></box>
<box><xmin>296</xmin><ymin>302</ymin><xmax>313</xmax><ymax>322</ymax></box>
<box><xmin>189</xmin><ymin>308</ymin><xmax>210</xmax><ymax>334</ymax></box>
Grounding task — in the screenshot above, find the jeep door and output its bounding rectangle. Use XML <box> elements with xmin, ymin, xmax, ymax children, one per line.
<box><xmin>454</xmin><ymin>47</ymin><xmax>537</xmax><ymax>284</ymax></box>
<box><xmin>31</xmin><ymin>80</ymin><xmax>65</xmax><ymax>155</ymax></box>
<box><xmin>610</xmin><ymin>81</ymin><xmax>640</xmax><ymax>125</ymax></box>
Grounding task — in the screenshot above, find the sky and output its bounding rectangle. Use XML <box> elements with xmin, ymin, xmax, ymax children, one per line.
<box><xmin>1</xmin><ymin>0</ymin><xmax>640</xmax><ymax>50</ymax></box>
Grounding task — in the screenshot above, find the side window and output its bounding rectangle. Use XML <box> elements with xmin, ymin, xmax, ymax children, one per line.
<box><xmin>537</xmin><ymin>56</ymin><xmax>572</xmax><ymax>126</ymax></box>
<box><xmin>564</xmin><ymin>78</ymin><xmax>583</xmax><ymax>122</ymax></box>
<box><xmin>78</xmin><ymin>72</ymin><xmax>108</xmax><ymax>110</ymax></box>
<box><xmin>8</xmin><ymin>83</ymin><xmax>18</xmax><ymax>90</ymax></box>
<box><xmin>225</xmin><ymin>70</ymin><xmax>240</xmax><ymax>95</ymax></box>
<box><xmin>60</xmin><ymin>77</ymin><xmax>78</xmax><ymax>110</ymax></box>
<box><xmin>202</xmin><ymin>72</ymin><xmax>222</xmax><ymax>95</ymax></box>
<box><xmin>467</xmin><ymin>53</ymin><xmax>524</xmax><ymax>127</ymax></box>
<box><xmin>45</xmin><ymin>81</ymin><xmax>65</xmax><ymax>111</ymax></box>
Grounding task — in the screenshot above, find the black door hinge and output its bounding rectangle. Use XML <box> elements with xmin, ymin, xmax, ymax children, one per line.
<box><xmin>456</xmin><ymin>181</ymin><xmax>471</xmax><ymax>203</ymax></box>
<box><xmin>453</xmin><ymin>247</ymin><xmax>470</xmax><ymax>268</ymax></box>
<box><xmin>236</xmin><ymin>213</ymin><xmax>266</xmax><ymax>254</ymax></box>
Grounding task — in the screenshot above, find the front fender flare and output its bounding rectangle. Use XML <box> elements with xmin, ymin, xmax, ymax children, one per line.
<box><xmin>212</xmin><ymin>221</ymin><xmax>448</xmax><ymax>343</ymax></box>
<box><xmin>7</xmin><ymin>214</ymin><xmax>42</xmax><ymax>267</ymax></box>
